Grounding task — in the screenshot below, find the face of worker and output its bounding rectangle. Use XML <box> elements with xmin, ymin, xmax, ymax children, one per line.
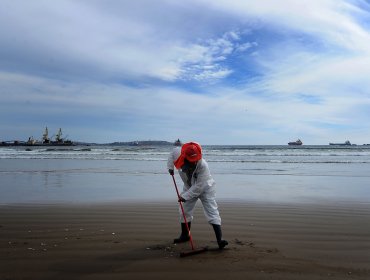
<box><xmin>185</xmin><ymin>159</ymin><xmax>197</xmax><ymax>167</ymax></box>
<box><xmin>182</xmin><ymin>159</ymin><xmax>197</xmax><ymax>173</ymax></box>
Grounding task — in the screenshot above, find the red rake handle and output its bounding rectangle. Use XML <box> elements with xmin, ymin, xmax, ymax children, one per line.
<box><xmin>171</xmin><ymin>174</ymin><xmax>195</xmax><ymax>250</ymax></box>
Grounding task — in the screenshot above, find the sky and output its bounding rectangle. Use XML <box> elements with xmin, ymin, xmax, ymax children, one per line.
<box><xmin>1</xmin><ymin>0</ymin><xmax>370</xmax><ymax>145</ymax></box>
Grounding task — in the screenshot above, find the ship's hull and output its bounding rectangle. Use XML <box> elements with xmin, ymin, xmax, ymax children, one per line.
<box><xmin>288</xmin><ymin>142</ymin><xmax>302</xmax><ymax>146</ymax></box>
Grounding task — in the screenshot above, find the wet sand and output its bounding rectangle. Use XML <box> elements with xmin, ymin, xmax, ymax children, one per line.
<box><xmin>1</xmin><ymin>201</ymin><xmax>369</xmax><ymax>280</ymax></box>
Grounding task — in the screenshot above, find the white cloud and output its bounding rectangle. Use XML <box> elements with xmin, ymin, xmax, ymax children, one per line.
<box><xmin>195</xmin><ymin>0</ymin><xmax>370</xmax><ymax>52</ymax></box>
<box><xmin>1</xmin><ymin>0</ymin><xmax>370</xmax><ymax>144</ymax></box>
<box><xmin>0</xmin><ymin>1</ymin><xmax>243</xmax><ymax>83</ymax></box>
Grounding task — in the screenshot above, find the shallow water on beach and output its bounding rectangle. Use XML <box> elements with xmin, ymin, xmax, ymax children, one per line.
<box><xmin>1</xmin><ymin>145</ymin><xmax>370</xmax><ymax>204</ymax></box>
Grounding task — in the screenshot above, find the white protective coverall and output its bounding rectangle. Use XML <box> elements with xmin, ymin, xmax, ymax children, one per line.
<box><xmin>167</xmin><ymin>146</ymin><xmax>188</xmax><ymax>184</ymax></box>
<box><xmin>179</xmin><ymin>158</ymin><xmax>221</xmax><ymax>225</ymax></box>
<box><xmin>167</xmin><ymin>146</ymin><xmax>181</xmax><ymax>171</ymax></box>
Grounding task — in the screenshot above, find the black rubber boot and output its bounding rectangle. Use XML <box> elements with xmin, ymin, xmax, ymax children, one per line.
<box><xmin>212</xmin><ymin>224</ymin><xmax>228</xmax><ymax>249</ymax></box>
<box><xmin>173</xmin><ymin>222</ymin><xmax>191</xmax><ymax>244</ymax></box>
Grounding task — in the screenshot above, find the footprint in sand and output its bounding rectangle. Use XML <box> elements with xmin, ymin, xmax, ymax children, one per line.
<box><xmin>233</xmin><ymin>238</ymin><xmax>255</xmax><ymax>247</ymax></box>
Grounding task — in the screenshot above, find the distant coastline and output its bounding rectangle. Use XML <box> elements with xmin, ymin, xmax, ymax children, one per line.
<box><xmin>2</xmin><ymin>139</ymin><xmax>370</xmax><ymax>147</ymax></box>
<box><xmin>0</xmin><ymin>140</ymin><xmax>173</xmax><ymax>147</ymax></box>
<box><xmin>90</xmin><ymin>140</ymin><xmax>173</xmax><ymax>146</ymax></box>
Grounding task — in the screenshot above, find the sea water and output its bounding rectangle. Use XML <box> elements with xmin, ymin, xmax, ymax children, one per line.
<box><xmin>1</xmin><ymin>145</ymin><xmax>370</xmax><ymax>204</ymax></box>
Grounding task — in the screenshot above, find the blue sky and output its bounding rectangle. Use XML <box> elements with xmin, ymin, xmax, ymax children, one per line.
<box><xmin>1</xmin><ymin>0</ymin><xmax>370</xmax><ymax>145</ymax></box>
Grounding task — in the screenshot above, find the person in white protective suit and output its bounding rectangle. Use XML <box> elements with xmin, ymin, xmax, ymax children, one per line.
<box><xmin>167</xmin><ymin>139</ymin><xmax>182</xmax><ymax>176</ymax></box>
<box><xmin>171</xmin><ymin>142</ymin><xmax>228</xmax><ymax>249</ymax></box>
<box><xmin>167</xmin><ymin>139</ymin><xmax>190</xmax><ymax>203</ymax></box>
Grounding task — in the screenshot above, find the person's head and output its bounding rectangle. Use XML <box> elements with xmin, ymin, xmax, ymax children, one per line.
<box><xmin>174</xmin><ymin>142</ymin><xmax>202</xmax><ymax>169</ymax></box>
<box><xmin>184</xmin><ymin>143</ymin><xmax>201</xmax><ymax>163</ymax></box>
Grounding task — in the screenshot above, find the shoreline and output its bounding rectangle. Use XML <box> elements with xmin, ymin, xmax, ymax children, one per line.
<box><xmin>2</xmin><ymin>197</ymin><xmax>370</xmax><ymax>207</ymax></box>
<box><xmin>1</xmin><ymin>201</ymin><xmax>369</xmax><ymax>279</ymax></box>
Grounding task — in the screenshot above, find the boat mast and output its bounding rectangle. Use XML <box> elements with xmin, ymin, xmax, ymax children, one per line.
<box><xmin>55</xmin><ymin>128</ymin><xmax>62</xmax><ymax>142</ymax></box>
<box><xmin>43</xmin><ymin>127</ymin><xmax>49</xmax><ymax>143</ymax></box>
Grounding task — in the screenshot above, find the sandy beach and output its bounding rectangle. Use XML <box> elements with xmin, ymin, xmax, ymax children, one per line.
<box><xmin>1</xmin><ymin>201</ymin><xmax>369</xmax><ymax>280</ymax></box>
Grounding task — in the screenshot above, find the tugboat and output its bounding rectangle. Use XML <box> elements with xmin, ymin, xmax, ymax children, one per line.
<box><xmin>27</xmin><ymin>136</ymin><xmax>37</xmax><ymax>145</ymax></box>
<box><xmin>288</xmin><ymin>139</ymin><xmax>303</xmax><ymax>146</ymax></box>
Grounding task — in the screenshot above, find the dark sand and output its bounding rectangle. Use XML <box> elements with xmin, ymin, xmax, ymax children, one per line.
<box><xmin>1</xmin><ymin>201</ymin><xmax>369</xmax><ymax>280</ymax></box>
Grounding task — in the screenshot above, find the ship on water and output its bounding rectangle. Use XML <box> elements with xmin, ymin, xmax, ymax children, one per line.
<box><xmin>329</xmin><ymin>140</ymin><xmax>354</xmax><ymax>146</ymax></box>
<box><xmin>1</xmin><ymin>127</ymin><xmax>74</xmax><ymax>146</ymax></box>
<box><xmin>40</xmin><ymin>127</ymin><xmax>73</xmax><ymax>146</ymax></box>
<box><xmin>288</xmin><ymin>139</ymin><xmax>303</xmax><ymax>146</ymax></box>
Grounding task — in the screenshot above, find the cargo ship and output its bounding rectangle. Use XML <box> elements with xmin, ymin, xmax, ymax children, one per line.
<box><xmin>329</xmin><ymin>140</ymin><xmax>354</xmax><ymax>146</ymax></box>
<box><xmin>288</xmin><ymin>139</ymin><xmax>303</xmax><ymax>146</ymax></box>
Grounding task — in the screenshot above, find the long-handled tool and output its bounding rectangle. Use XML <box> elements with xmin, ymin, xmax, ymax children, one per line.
<box><xmin>171</xmin><ymin>174</ymin><xmax>207</xmax><ymax>257</ymax></box>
